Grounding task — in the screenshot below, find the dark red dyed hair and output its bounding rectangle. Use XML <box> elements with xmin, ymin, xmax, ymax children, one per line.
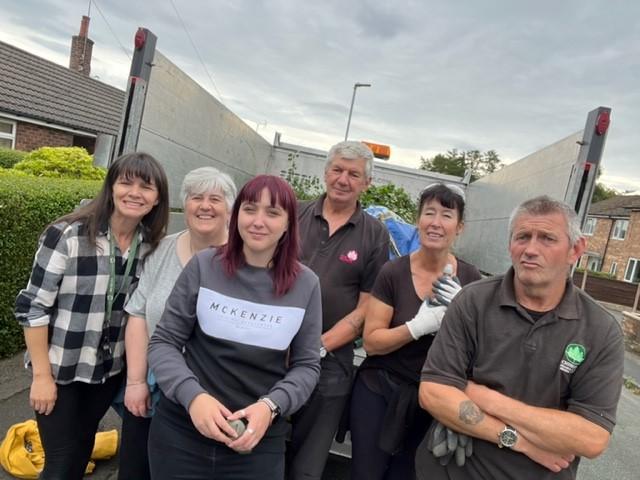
<box><xmin>220</xmin><ymin>175</ymin><xmax>301</xmax><ymax>296</ymax></box>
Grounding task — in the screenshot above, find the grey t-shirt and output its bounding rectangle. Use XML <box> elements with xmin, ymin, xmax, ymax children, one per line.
<box><xmin>125</xmin><ymin>232</ymin><xmax>184</xmax><ymax>336</ymax></box>
<box><xmin>148</xmin><ymin>249</ymin><xmax>322</xmax><ymax>431</ymax></box>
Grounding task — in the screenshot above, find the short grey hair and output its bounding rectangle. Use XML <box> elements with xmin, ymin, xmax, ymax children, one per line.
<box><xmin>508</xmin><ymin>195</ymin><xmax>583</xmax><ymax>245</ymax></box>
<box><xmin>325</xmin><ymin>141</ymin><xmax>374</xmax><ymax>178</ymax></box>
<box><xmin>180</xmin><ymin>167</ymin><xmax>237</xmax><ymax>212</ymax></box>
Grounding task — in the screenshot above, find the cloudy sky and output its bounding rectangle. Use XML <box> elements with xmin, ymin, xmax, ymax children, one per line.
<box><xmin>1</xmin><ymin>0</ymin><xmax>638</xmax><ymax>191</ymax></box>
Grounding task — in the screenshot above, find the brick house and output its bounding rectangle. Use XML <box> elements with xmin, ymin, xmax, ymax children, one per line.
<box><xmin>580</xmin><ymin>195</ymin><xmax>640</xmax><ymax>283</ymax></box>
<box><xmin>0</xmin><ymin>16</ymin><xmax>124</xmax><ymax>157</ymax></box>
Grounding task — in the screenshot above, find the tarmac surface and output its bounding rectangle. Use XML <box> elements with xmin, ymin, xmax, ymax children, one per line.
<box><xmin>1</xmin><ymin>308</ymin><xmax>639</xmax><ymax>479</ymax></box>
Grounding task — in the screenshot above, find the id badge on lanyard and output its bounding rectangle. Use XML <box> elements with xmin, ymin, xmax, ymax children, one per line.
<box><xmin>103</xmin><ymin>227</ymin><xmax>140</xmax><ymax>354</ymax></box>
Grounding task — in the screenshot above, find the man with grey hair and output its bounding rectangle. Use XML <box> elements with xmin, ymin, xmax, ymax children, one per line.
<box><xmin>288</xmin><ymin>141</ymin><xmax>390</xmax><ymax>479</ymax></box>
<box><xmin>417</xmin><ymin>195</ymin><xmax>624</xmax><ymax>479</ymax></box>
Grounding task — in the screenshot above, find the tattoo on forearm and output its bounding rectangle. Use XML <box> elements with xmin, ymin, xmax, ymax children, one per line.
<box><xmin>347</xmin><ymin>316</ymin><xmax>363</xmax><ymax>335</ymax></box>
<box><xmin>459</xmin><ymin>400</ymin><xmax>485</xmax><ymax>425</ymax></box>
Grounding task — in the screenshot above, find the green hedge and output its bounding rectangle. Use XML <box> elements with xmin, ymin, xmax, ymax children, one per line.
<box><xmin>574</xmin><ymin>267</ymin><xmax>615</xmax><ymax>280</ymax></box>
<box><xmin>0</xmin><ymin>171</ymin><xmax>101</xmax><ymax>358</ymax></box>
<box><xmin>0</xmin><ymin>148</ymin><xmax>28</xmax><ymax>169</ymax></box>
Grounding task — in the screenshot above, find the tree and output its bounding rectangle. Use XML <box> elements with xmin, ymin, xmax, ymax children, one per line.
<box><xmin>591</xmin><ymin>183</ymin><xmax>618</xmax><ymax>204</ymax></box>
<box><xmin>420</xmin><ymin>149</ymin><xmax>503</xmax><ymax>181</ymax></box>
<box><xmin>591</xmin><ymin>166</ymin><xmax>619</xmax><ymax>204</ymax></box>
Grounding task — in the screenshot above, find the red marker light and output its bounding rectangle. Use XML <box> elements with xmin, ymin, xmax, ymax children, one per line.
<box><xmin>595</xmin><ymin>111</ymin><xmax>610</xmax><ymax>136</ymax></box>
<box><xmin>134</xmin><ymin>28</ymin><xmax>146</xmax><ymax>50</ymax></box>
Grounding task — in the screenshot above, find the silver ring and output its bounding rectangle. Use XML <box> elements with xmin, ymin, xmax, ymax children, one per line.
<box><xmin>246</xmin><ymin>427</ymin><xmax>255</xmax><ymax>434</ymax></box>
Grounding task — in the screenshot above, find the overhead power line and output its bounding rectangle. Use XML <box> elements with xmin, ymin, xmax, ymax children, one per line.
<box><xmin>169</xmin><ymin>0</ymin><xmax>223</xmax><ymax>100</ymax></box>
<box><xmin>92</xmin><ymin>0</ymin><xmax>132</xmax><ymax>61</ymax></box>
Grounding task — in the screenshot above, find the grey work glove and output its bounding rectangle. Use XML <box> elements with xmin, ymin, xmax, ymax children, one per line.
<box><xmin>427</xmin><ymin>421</ymin><xmax>473</xmax><ymax>467</ymax></box>
<box><xmin>431</xmin><ymin>275</ymin><xmax>462</xmax><ymax>307</ymax></box>
<box><xmin>405</xmin><ymin>303</ymin><xmax>447</xmax><ymax>339</ymax></box>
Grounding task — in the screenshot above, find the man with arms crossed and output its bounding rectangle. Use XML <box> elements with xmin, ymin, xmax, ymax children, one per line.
<box><xmin>288</xmin><ymin>141</ymin><xmax>390</xmax><ymax>479</ymax></box>
<box><xmin>418</xmin><ymin>196</ymin><xmax>624</xmax><ymax>479</ymax></box>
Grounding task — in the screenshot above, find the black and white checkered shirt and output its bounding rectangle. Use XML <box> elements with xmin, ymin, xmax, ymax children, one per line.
<box><xmin>15</xmin><ymin>221</ymin><xmax>147</xmax><ymax>384</ymax></box>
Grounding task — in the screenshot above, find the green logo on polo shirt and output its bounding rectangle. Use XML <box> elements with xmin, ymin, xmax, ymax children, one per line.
<box><xmin>565</xmin><ymin>344</ymin><xmax>586</xmax><ymax>364</ymax></box>
<box><xmin>559</xmin><ymin>343</ymin><xmax>587</xmax><ymax>374</ymax></box>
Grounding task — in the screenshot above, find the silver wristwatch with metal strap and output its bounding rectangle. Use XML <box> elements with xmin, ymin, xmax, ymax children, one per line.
<box><xmin>259</xmin><ymin>396</ymin><xmax>281</xmax><ymax>421</ymax></box>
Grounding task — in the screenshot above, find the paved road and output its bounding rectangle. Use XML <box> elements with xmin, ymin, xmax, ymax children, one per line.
<box><xmin>0</xmin><ymin>351</ymin><xmax>350</xmax><ymax>480</ymax></box>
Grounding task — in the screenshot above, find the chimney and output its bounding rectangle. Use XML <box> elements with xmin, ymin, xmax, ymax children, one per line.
<box><xmin>69</xmin><ymin>15</ymin><xmax>94</xmax><ymax>76</ymax></box>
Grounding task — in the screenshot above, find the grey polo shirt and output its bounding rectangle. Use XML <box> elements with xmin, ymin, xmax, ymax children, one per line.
<box><xmin>298</xmin><ymin>195</ymin><xmax>390</xmax><ymax>365</ymax></box>
<box><xmin>419</xmin><ymin>268</ymin><xmax>624</xmax><ymax>480</ymax></box>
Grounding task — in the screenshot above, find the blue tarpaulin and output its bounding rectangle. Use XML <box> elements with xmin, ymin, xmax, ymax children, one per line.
<box><xmin>365</xmin><ymin>205</ymin><xmax>420</xmax><ymax>259</ymax></box>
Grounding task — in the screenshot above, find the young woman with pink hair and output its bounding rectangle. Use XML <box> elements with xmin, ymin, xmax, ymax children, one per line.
<box><xmin>147</xmin><ymin>175</ymin><xmax>322</xmax><ymax>479</ymax></box>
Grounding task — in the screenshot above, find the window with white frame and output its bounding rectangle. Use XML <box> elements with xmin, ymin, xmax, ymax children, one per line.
<box><xmin>625</xmin><ymin>258</ymin><xmax>640</xmax><ymax>283</ymax></box>
<box><xmin>583</xmin><ymin>217</ymin><xmax>597</xmax><ymax>236</ymax></box>
<box><xmin>611</xmin><ymin>219</ymin><xmax>629</xmax><ymax>240</ymax></box>
<box><xmin>0</xmin><ymin>118</ymin><xmax>16</xmax><ymax>149</ymax></box>
<box><xmin>610</xmin><ymin>262</ymin><xmax>617</xmax><ymax>277</ymax></box>
<box><xmin>587</xmin><ymin>257</ymin><xmax>601</xmax><ymax>272</ymax></box>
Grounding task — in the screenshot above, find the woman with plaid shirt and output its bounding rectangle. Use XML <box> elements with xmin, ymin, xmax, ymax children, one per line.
<box><xmin>15</xmin><ymin>152</ymin><xmax>169</xmax><ymax>480</ymax></box>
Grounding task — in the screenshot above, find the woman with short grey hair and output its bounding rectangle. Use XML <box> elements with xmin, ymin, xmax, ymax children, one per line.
<box><xmin>117</xmin><ymin>166</ymin><xmax>237</xmax><ymax>480</ymax></box>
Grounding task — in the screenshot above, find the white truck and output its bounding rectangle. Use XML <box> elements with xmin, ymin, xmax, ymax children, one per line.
<box><xmin>112</xmin><ymin>27</ymin><xmax>611</xmax><ymax>458</ymax></box>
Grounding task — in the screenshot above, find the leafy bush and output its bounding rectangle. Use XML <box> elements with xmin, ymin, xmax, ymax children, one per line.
<box><xmin>282</xmin><ymin>153</ymin><xmax>324</xmax><ymax>200</ymax></box>
<box><xmin>361</xmin><ymin>183</ymin><xmax>417</xmax><ymax>223</ymax></box>
<box><xmin>0</xmin><ymin>171</ymin><xmax>101</xmax><ymax>358</ymax></box>
<box><xmin>13</xmin><ymin>146</ymin><xmax>106</xmax><ymax>180</ymax></box>
<box><xmin>574</xmin><ymin>267</ymin><xmax>615</xmax><ymax>280</ymax></box>
<box><xmin>0</xmin><ymin>148</ymin><xmax>28</xmax><ymax>169</ymax></box>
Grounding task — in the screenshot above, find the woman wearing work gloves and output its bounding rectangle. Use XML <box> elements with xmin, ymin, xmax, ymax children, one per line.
<box><xmin>350</xmin><ymin>183</ymin><xmax>481</xmax><ymax>480</ymax></box>
<box><xmin>146</xmin><ymin>175</ymin><xmax>322</xmax><ymax>479</ymax></box>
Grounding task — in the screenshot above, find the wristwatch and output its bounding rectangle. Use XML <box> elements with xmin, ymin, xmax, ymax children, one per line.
<box><xmin>498</xmin><ymin>425</ymin><xmax>518</xmax><ymax>449</ymax></box>
<box><xmin>319</xmin><ymin>345</ymin><xmax>327</xmax><ymax>358</ymax></box>
<box><xmin>259</xmin><ymin>396</ymin><xmax>281</xmax><ymax>421</ymax></box>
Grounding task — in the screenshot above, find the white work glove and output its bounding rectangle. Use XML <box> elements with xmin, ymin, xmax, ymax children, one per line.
<box><xmin>432</xmin><ymin>276</ymin><xmax>462</xmax><ymax>307</ymax></box>
<box><xmin>406</xmin><ymin>302</ymin><xmax>447</xmax><ymax>339</ymax></box>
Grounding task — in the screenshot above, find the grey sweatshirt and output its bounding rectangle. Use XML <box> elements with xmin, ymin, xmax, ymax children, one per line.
<box><xmin>148</xmin><ymin>249</ymin><xmax>322</xmax><ymax>427</ymax></box>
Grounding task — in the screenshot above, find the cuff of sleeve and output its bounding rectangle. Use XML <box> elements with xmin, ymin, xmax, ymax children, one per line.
<box><xmin>567</xmin><ymin>404</ymin><xmax>615</xmax><ymax>433</ymax></box>
<box><xmin>124</xmin><ymin>300</ymin><xmax>147</xmax><ymax>319</ymax></box>
<box><xmin>18</xmin><ymin>315</ymin><xmax>50</xmax><ymax>328</ymax></box>
<box><xmin>175</xmin><ymin>378</ymin><xmax>207</xmax><ymax>412</ymax></box>
<box><xmin>420</xmin><ymin>373</ymin><xmax>468</xmax><ymax>392</ymax></box>
<box><xmin>266</xmin><ymin>389</ymin><xmax>291</xmax><ymax>417</ymax></box>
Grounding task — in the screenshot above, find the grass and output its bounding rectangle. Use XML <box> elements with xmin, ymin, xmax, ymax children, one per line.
<box><xmin>623</xmin><ymin>375</ymin><xmax>640</xmax><ymax>395</ymax></box>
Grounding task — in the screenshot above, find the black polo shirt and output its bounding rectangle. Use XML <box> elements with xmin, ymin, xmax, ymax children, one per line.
<box><xmin>298</xmin><ymin>195</ymin><xmax>390</xmax><ymax>365</ymax></box>
<box><xmin>419</xmin><ymin>268</ymin><xmax>625</xmax><ymax>480</ymax></box>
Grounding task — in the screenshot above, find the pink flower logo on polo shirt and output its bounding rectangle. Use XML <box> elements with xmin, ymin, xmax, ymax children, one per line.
<box><xmin>339</xmin><ymin>250</ymin><xmax>359</xmax><ymax>264</ymax></box>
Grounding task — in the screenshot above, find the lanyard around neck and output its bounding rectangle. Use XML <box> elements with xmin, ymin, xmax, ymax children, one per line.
<box><xmin>105</xmin><ymin>226</ymin><xmax>140</xmax><ymax>324</ymax></box>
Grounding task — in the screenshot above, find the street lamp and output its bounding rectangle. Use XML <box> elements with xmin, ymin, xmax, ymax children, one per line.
<box><xmin>344</xmin><ymin>82</ymin><xmax>371</xmax><ymax>141</ymax></box>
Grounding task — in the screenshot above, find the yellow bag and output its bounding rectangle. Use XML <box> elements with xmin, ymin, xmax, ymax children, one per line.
<box><xmin>0</xmin><ymin>419</ymin><xmax>118</xmax><ymax>479</ymax></box>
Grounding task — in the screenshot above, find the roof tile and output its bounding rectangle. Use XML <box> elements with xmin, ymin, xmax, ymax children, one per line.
<box><xmin>0</xmin><ymin>40</ymin><xmax>125</xmax><ymax>135</ymax></box>
<box><xmin>589</xmin><ymin>195</ymin><xmax>640</xmax><ymax>217</ymax></box>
